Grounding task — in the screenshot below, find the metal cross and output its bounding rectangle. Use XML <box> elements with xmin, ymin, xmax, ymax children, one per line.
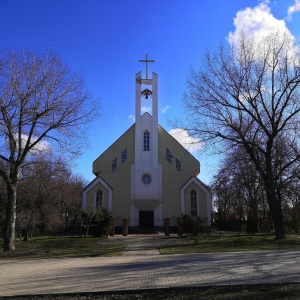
<box><xmin>139</xmin><ymin>54</ymin><xmax>155</xmax><ymax>79</ymax></box>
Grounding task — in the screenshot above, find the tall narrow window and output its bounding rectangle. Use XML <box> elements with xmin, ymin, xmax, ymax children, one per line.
<box><xmin>112</xmin><ymin>157</ymin><xmax>117</xmax><ymax>171</ymax></box>
<box><xmin>121</xmin><ymin>149</ymin><xmax>127</xmax><ymax>163</ymax></box>
<box><xmin>176</xmin><ymin>158</ymin><xmax>181</xmax><ymax>171</ymax></box>
<box><xmin>190</xmin><ymin>189</ymin><xmax>198</xmax><ymax>216</ymax></box>
<box><xmin>166</xmin><ymin>148</ymin><xmax>172</xmax><ymax>163</ymax></box>
<box><xmin>96</xmin><ymin>190</ymin><xmax>103</xmax><ymax>209</ymax></box>
<box><xmin>143</xmin><ymin>130</ymin><xmax>150</xmax><ymax>151</ymax></box>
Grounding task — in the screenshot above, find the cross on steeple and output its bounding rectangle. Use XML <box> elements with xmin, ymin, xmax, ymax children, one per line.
<box><xmin>139</xmin><ymin>54</ymin><xmax>155</xmax><ymax>80</ymax></box>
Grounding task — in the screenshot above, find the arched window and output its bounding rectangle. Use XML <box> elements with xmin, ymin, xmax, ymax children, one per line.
<box><xmin>143</xmin><ymin>130</ymin><xmax>150</xmax><ymax>151</ymax></box>
<box><xmin>96</xmin><ymin>190</ymin><xmax>103</xmax><ymax>209</ymax></box>
<box><xmin>176</xmin><ymin>158</ymin><xmax>181</xmax><ymax>170</ymax></box>
<box><xmin>112</xmin><ymin>157</ymin><xmax>117</xmax><ymax>171</ymax></box>
<box><xmin>121</xmin><ymin>149</ymin><xmax>127</xmax><ymax>163</ymax></box>
<box><xmin>166</xmin><ymin>148</ymin><xmax>172</xmax><ymax>163</ymax></box>
<box><xmin>190</xmin><ymin>189</ymin><xmax>197</xmax><ymax>216</ymax></box>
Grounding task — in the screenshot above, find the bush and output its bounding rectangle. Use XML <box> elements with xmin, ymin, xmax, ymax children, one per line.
<box><xmin>82</xmin><ymin>208</ymin><xmax>114</xmax><ymax>237</ymax></box>
<box><xmin>94</xmin><ymin>209</ymin><xmax>114</xmax><ymax>236</ymax></box>
<box><xmin>178</xmin><ymin>214</ymin><xmax>207</xmax><ymax>236</ymax></box>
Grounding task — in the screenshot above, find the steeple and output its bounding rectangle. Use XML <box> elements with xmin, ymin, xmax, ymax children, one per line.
<box><xmin>135</xmin><ymin>55</ymin><xmax>158</xmax><ymax>165</ymax></box>
<box><xmin>132</xmin><ymin>55</ymin><xmax>162</xmax><ymax>207</ymax></box>
<box><xmin>139</xmin><ymin>54</ymin><xmax>155</xmax><ymax>80</ymax></box>
<box><xmin>135</xmin><ymin>54</ymin><xmax>158</xmax><ymax>120</ymax></box>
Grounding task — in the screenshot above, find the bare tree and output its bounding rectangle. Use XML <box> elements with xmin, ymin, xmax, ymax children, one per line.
<box><xmin>212</xmin><ymin>146</ymin><xmax>265</xmax><ymax>233</ymax></box>
<box><xmin>183</xmin><ymin>31</ymin><xmax>300</xmax><ymax>239</ymax></box>
<box><xmin>0</xmin><ymin>49</ymin><xmax>100</xmax><ymax>250</ymax></box>
<box><xmin>17</xmin><ymin>155</ymin><xmax>86</xmax><ymax>239</ymax></box>
<box><xmin>54</xmin><ymin>168</ymin><xmax>87</xmax><ymax>234</ymax></box>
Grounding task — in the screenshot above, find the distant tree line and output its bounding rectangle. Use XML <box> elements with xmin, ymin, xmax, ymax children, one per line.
<box><xmin>211</xmin><ymin>145</ymin><xmax>300</xmax><ymax>234</ymax></box>
<box><xmin>0</xmin><ymin>154</ymin><xmax>86</xmax><ymax>240</ymax></box>
<box><xmin>0</xmin><ymin>151</ymin><xmax>115</xmax><ymax>241</ymax></box>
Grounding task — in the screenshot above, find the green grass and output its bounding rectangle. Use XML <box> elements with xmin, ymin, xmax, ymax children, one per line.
<box><xmin>1</xmin><ymin>284</ymin><xmax>300</xmax><ymax>299</ymax></box>
<box><xmin>159</xmin><ymin>233</ymin><xmax>300</xmax><ymax>254</ymax></box>
<box><xmin>1</xmin><ymin>233</ymin><xmax>299</xmax><ymax>259</ymax></box>
<box><xmin>0</xmin><ymin>236</ymin><xmax>127</xmax><ymax>259</ymax></box>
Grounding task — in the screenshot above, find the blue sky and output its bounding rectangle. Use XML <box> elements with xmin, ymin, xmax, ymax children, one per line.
<box><xmin>1</xmin><ymin>0</ymin><xmax>300</xmax><ymax>184</ymax></box>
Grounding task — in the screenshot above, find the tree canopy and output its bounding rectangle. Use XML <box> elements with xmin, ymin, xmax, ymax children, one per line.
<box><xmin>0</xmin><ymin>49</ymin><xmax>100</xmax><ymax>250</ymax></box>
<box><xmin>183</xmin><ymin>31</ymin><xmax>300</xmax><ymax>239</ymax></box>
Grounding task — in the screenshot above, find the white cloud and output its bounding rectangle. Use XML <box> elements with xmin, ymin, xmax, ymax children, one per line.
<box><xmin>15</xmin><ymin>133</ymin><xmax>52</xmax><ymax>153</ymax></box>
<box><xmin>128</xmin><ymin>106</ymin><xmax>152</xmax><ymax>121</ymax></box>
<box><xmin>227</xmin><ymin>1</ymin><xmax>299</xmax><ymax>67</ymax></box>
<box><xmin>161</xmin><ymin>105</ymin><xmax>171</xmax><ymax>114</ymax></box>
<box><xmin>169</xmin><ymin>128</ymin><xmax>203</xmax><ymax>153</ymax></box>
<box><xmin>287</xmin><ymin>0</ymin><xmax>300</xmax><ymax>20</ymax></box>
<box><xmin>228</xmin><ymin>1</ymin><xmax>291</xmax><ymax>45</ymax></box>
<box><xmin>128</xmin><ymin>114</ymin><xmax>135</xmax><ymax>122</ymax></box>
<box><xmin>33</xmin><ymin>140</ymin><xmax>51</xmax><ymax>152</ymax></box>
<box><xmin>141</xmin><ymin>106</ymin><xmax>152</xmax><ymax>114</ymax></box>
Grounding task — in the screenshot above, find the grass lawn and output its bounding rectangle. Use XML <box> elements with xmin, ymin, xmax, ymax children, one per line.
<box><xmin>0</xmin><ymin>236</ymin><xmax>127</xmax><ymax>259</ymax></box>
<box><xmin>1</xmin><ymin>284</ymin><xmax>300</xmax><ymax>299</ymax></box>
<box><xmin>159</xmin><ymin>233</ymin><xmax>300</xmax><ymax>254</ymax></box>
<box><xmin>0</xmin><ymin>233</ymin><xmax>299</xmax><ymax>259</ymax></box>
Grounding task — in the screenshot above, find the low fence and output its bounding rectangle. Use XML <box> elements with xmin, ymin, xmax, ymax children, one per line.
<box><xmin>114</xmin><ymin>216</ymin><xmax>179</xmax><ymax>228</ymax></box>
<box><xmin>212</xmin><ymin>219</ymin><xmax>300</xmax><ymax>234</ymax></box>
<box><xmin>113</xmin><ymin>216</ymin><xmax>211</xmax><ymax>236</ymax></box>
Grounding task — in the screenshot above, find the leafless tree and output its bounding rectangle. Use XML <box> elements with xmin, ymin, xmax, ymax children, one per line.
<box><xmin>54</xmin><ymin>167</ymin><xmax>87</xmax><ymax>234</ymax></box>
<box><xmin>183</xmin><ymin>31</ymin><xmax>300</xmax><ymax>239</ymax></box>
<box><xmin>211</xmin><ymin>146</ymin><xmax>266</xmax><ymax>233</ymax></box>
<box><xmin>17</xmin><ymin>155</ymin><xmax>86</xmax><ymax>239</ymax></box>
<box><xmin>0</xmin><ymin>49</ymin><xmax>100</xmax><ymax>250</ymax></box>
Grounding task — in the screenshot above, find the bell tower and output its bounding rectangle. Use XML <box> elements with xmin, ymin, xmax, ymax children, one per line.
<box><xmin>130</xmin><ymin>54</ymin><xmax>162</xmax><ymax>226</ymax></box>
<box><xmin>135</xmin><ymin>54</ymin><xmax>158</xmax><ymax>166</ymax></box>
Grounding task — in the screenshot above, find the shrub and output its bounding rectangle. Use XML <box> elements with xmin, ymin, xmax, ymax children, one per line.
<box><xmin>82</xmin><ymin>208</ymin><xmax>114</xmax><ymax>237</ymax></box>
<box><xmin>178</xmin><ymin>214</ymin><xmax>207</xmax><ymax>236</ymax></box>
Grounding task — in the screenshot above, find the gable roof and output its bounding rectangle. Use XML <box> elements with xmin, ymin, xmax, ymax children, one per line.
<box><xmin>181</xmin><ymin>176</ymin><xmax>211</xmax><ymax>192</ymax></box>
<box><xmin>83</xmin><ymin>175</ymin><xmax>113</xmax><ymax>192</ymax></box>
<box><xmin>92</xmin><ymin>123</ymin><xmax>135</xmax><ymax>165</ymax></box>
<box><xmin>92</xmin><ymin>117</ymin><xmax>200</xmax><ymax>169</ymax></box>
<box><xmin>158</xmin><ymin>124</ymin><xmax>200</xmax><ymax>165</ymax></box>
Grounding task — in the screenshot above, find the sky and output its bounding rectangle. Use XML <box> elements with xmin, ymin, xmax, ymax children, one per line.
<box><xmin>1</xmin><ymin>0</ymin><xmax>300</xmax><ymax>185</ymax></box>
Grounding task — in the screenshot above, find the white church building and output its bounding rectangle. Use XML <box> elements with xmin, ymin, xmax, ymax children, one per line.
<box><xmin>82</xmin><ymin>56</ymin><xmax>211</xmax><ymax>231</ymax></box>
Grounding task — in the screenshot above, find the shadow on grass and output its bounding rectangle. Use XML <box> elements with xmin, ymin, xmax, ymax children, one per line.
<box><xmin>159</xmin><ymin>233</ymin><xmax>300</xmax><ymax>254</ymax></box>
<box><xmin>0</xmin><ymin>236</ymin><xmax>128</xmax><ymax>259</ymax></box>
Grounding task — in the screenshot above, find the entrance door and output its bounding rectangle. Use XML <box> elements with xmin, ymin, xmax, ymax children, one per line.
<box><xmin>139</xmin><ymin>211</ymin><xmax>154</xmax><ymax>228</ymax></box>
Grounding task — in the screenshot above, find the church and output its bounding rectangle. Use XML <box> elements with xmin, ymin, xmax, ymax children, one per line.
<box><xmin>82</xmin><ymin>55</ymin><xmax>211</xmax><ymax>231</ymax></box>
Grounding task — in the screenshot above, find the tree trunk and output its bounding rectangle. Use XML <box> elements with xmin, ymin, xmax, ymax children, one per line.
<box><xmin>23</xmin><ymin>218</ymin><xmax>33</xmax><ymax>241</ymax></box>
<box><xmin>23</xmin><ymin>230</ymin><xmax>28</xmax><ymax>242</ymax></box>
<box><xmin>265</xmin><ymin>186</ymin><xmax>286</xmax><ymax>240</ymax></box>
<box><xmin>246</xmin><ymin>186</ymin><xmax>260</xmax><ymax>234</ymax></box>
<box><xmin>3</xmin><ymin>184</ymin><xmax>17</xmax><ymax>251</ymax></box>
<box><xmin>247</xmin><ymin>209</ymin><xmax>259</xmax><ymax>234</ymax></box>
<box><xmin>269</xmin><ymin>198</ymin><xmax>286</xmax><ymax>239</ymax></box>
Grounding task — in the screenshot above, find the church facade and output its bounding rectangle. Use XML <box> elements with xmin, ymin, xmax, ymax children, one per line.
<box><xmin>82</xmin><ymin>59</ymin><xmax>211</xmax><ymax>230</ymax></box>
